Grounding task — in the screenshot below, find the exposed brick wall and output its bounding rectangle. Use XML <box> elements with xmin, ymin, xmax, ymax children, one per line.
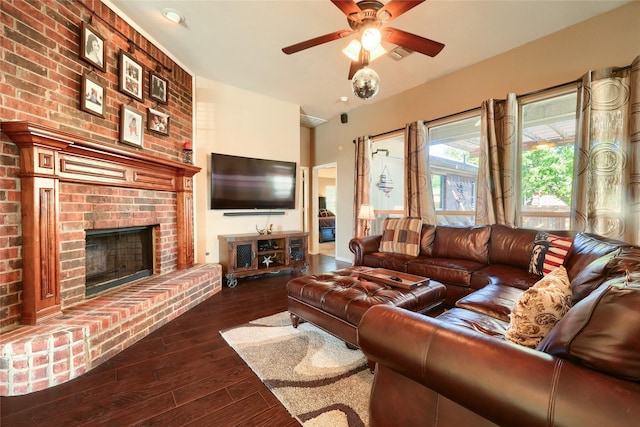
<box><xmin>0</xmin><ymin>0</ymin><xmax>193</xmax><ymax>328</ymax></box>
<box><xmin>0</xmin><ymin>138</ymin><xmax>22</xmax><ymax>327</ymax></box>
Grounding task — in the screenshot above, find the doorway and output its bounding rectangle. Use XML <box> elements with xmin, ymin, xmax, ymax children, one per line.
<box><xmin>312</xmin><ymin>163</ymin><xmax>337</xmax><ymax>256</ymax></box>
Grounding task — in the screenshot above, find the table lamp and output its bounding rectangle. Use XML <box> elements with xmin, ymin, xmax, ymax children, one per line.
<box><xmin>358</xmin><ymin>204</ymin><xmax>376</xmax><ymax>236</ymax></box>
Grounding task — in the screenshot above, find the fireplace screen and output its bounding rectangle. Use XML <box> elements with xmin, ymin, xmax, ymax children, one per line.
<box><xmin>85</xmin><ymin>226</ymin><xmax>154</xmax><ymax>296</ymax></box>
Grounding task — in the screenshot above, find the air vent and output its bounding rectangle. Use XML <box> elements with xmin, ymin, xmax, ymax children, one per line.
<box><xmin>300</xmin><ymin>114</ymin><xmax>328</xmax><ymax>128</ymax></box>
<box><xmin>389</xmin><ymin>46</ymin><xmax>413</xmax><ymax>61</ymax></box>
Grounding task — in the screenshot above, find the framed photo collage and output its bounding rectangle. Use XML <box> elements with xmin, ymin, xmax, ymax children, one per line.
<box><xmin>78</xmin><ymin>21</ymin><xmax>171</xmax><ymax>148</ymax></box>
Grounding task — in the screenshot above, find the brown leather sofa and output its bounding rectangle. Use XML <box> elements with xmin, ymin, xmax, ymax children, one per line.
<box><xmin>350</xmin><ymin>225</ymin><xmax>640</xmax><ymax>426</ymax></box>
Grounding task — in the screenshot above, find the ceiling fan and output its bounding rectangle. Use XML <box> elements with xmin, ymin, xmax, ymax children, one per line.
<box><xmin>282</xmin><ymin>0</ymin><xmax>445</xmax><ymax>79</ymax></box>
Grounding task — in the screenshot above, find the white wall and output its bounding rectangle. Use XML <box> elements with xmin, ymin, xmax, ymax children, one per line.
<box><xmin>194</xmin><ymin>77</ymin><xmax>301</xmax><ymax>263</ymax></box>
<box><xmin>314</xmin><ymin>2</ymin><xmax>640</xmax><ymax>261</ymax></box>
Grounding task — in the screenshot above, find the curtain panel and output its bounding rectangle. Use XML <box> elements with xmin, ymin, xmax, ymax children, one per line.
<box><xmin>405</xmin><ymin>121</ymin><xmax>437</xmax><ymax>224</ymax></box>
<box><xmin>476</xmin><ymin>93</ymin><xmax>518</xmax><ymax>226</ymax></box>
<box><xmin>572</xmin><ymin>55</ymin><xmax>640</xmax><ymax>245</ymax></box>
<box><xmin>353</xmin><ymin>135</ymin><xmax>372</xmax><ymax>237</ymax></box>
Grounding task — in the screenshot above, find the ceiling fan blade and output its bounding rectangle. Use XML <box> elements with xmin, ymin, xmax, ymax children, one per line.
<box><xmin>282</xmin><ymin>29</ymin><xmax>354</xmax><ymax>55</ymax></box>
<box><xmin>377</xmin><ymin>0</ymin><xmax>425</xmax><ymax>23</ymax></box>
<box><xmin>348</xmin><ymin>60</ymin><xmax>363</xmax><ymax>80</ymax></box>
<box><xmin>383</xmin><ymin>27</ymin><xmax>444</xmax><ymax>57</ymax></box>
<box><xmin>331</xmin><ymin>0</ymin><xmax>363</xmax><ymax>22</ymax></box>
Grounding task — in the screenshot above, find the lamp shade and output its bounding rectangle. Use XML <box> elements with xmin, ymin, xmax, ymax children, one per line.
<box><xmin>358</xmin><ymin>204</ymin><xmax>376</xmax><ymax>220</ymax></box>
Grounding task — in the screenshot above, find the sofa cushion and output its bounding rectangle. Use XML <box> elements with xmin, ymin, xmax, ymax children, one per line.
<box><xmin>505</xmin><ymin>266</ymin><xmax>572</xmax><ymax>348</ymax></box>
<box><xmin>489</xmin><ymin>225</ymin><xmax>538</xmax><ymax>270</ymax></box>
<box><xmin>362</xmin><ymin>252</ymin><xmax>413</xmax><ymax>272</ymax></box>
<box><xmin>471</xmin><ymin>264</ymin><xmax>541</xmax><ymax>291</ymax></box>
<box><xmin>407</xmin><ymin>258</ymin><xmax>485</xmax><ymax>288</ymax></box>
<box><xmin>379</xmin><ymin>217</ymin><xmax>423</xmax><ymax>257</ymax></box>
<box><xmin>528</xmin><ymin>232</ymin><xmax>573</xmax><ymax>276</ymax></box>
<box><xmin>538</xmin><ymin>276</ymin><xmax>640</xmax><ymax>382</ymax></box>
<box><xmin>455</xmin><ymin>283</ymin><xmax>524</xmax><ymax>322</ymax></box>
<box><xmin>605</xmin><ymin>246</ymin><xmax>640</xmax><ymax>279</ymax></box>
<box><xmin>570</xmin><ymin>248</ymin><xmax>621</xmax><ymax>304</ymax></box>
<box><xmin>432</xmin><ymin>225</ymin><xmax>490</xmax><ymax>264</ymax></box>
<box><xmin>435</xmin><ymin>307</ymin><xmax>510</xmax><ymax>337</ymax></box>
<box><xmin>563</xmin><ymin>233</ymin><xmax>621</xmax><ymax>281</ymax></box>
<box><xmin>419</xmin><ymin>224</ymin><xmax>437</xmax><ymax>257</ymax></box>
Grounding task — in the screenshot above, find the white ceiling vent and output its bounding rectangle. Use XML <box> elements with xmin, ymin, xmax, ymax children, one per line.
<box><xmin>300</xmin><ymin>114</ymin><xmax>328</xmax><ymax>128</ymax></box>
<box><xmin>389</xmin><ymin>46</ymin><xmax>413</xmax><ymax>61</ymax></box>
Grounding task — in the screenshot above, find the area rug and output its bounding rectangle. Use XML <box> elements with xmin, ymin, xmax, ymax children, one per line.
<box><xmin>220</xmin><ymin>311</ymin><xmax>372</xmax><ymax>426</ymax></box>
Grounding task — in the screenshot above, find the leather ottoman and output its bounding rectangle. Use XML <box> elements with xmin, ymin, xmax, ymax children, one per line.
<box><xmin>286</xmin><ymin>266</ymin><xmax>446</xmax><ymax>349</ymax></box>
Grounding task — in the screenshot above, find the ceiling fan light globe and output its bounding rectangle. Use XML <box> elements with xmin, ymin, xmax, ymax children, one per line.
<box><xmin>361</xmin><ymin>27</ymin><xmax>382</xmax><ymax>51</ymax></box>
<box><xmin>352</xmin><ymin>67</ymin><xmax>380</xmax><ymax>100</ymax></box>
<box><xmin>342</xmin><ymin>40</ymin><xmax>362</xmax><ymax>61</ymax></box>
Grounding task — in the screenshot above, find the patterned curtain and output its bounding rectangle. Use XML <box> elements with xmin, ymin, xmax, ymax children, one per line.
<box><xmin>475</xmin><ymin>93</ymin><xmax>518</xmax><ymax>226</ymax></box>
<box><xmin>572</xmin><ymin>56</ymin><xmax>640</xmax><ymax>245</ymax></box>
<box><xmin>405</xmin><ymin>121</ymin><xmax>437</xmax><ymax>224</ymax></box>
<box><xmin>353</xmin><ymin>135</ymin><xmax>372</xmax><ymax>237</ymax></box>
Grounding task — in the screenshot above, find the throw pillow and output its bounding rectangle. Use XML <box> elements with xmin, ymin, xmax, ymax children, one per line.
<box><xmin>537</xmin><ymin>275</ymin><xmax>640</xmax><ymax>382</ymax></box>
<box><xmin>505</xmin><ymin>266</ymin><xmax>572</xmax><ymax>348</ymax></box>
<box><xmin>379</xmin><ymin>217</ymin><xmax>423</xmax><ymax>257</ymax></box>
<box><xmin>528</xmin><ymin>232</ymin><xmax>573</xmax><ymax>276</ymax></box>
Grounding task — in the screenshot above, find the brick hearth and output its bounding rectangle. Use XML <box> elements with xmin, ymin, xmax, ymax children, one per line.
<box><xmin>0</xmin><ymin>264</ymin><xmax>221</xmax><ymax>395</ymax></box>
<box><xmin>0</xmin><ymin>122</ymin><xmax>221</xmax><ymax>396</ymax></box>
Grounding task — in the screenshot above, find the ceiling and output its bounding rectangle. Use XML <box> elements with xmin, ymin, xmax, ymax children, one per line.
<box><xmin>108</xmin><ymin>0</ymin><xmax>629</xmax><ymax>127</ymax></box>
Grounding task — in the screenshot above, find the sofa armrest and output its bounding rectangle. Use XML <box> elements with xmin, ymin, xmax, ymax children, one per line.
<box><xmin>349</xmin><ymin>235</ymin><xmax>382</xmax><ymax>265</ymax></box>
<box><xmin>358</xmin><ymin>305</ymin><xmax>640</xmax><ymax>427</ymax></box>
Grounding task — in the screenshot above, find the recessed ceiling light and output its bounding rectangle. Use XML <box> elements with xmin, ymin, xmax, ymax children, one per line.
<box><xmin>162</xmin><ymin>8</ymin><xmax>184</xmax><ymax>24</ymax></box>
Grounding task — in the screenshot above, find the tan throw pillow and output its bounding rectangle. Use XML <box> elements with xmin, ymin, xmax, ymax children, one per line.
<box><xmin>505</xmin><ymin>266</ymin><xmax>572</xmax><ymax>348</ymax></box>
<box><xmin>378</xmin><ymin>217</ymin><xmax>423</xmax><ymax>257</ymax></box>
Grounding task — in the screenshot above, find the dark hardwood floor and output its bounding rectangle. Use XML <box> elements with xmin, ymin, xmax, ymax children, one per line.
<box><xmin>1</xmin><ymin>255</ymin><xmax>350</xmax><ymax>427</ymax></box>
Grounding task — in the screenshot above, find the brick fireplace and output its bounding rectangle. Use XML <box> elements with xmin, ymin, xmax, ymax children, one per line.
<box><xmin>0</xmin><ymin>122</ymin><xmax>222</xmax><ymax>395</ymax></box>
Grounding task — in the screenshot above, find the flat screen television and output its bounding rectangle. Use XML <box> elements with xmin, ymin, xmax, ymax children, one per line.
<box><xmin>210</xmin><ymin>153</ymin><xmax>297</xmax><ymax>210</ymax></box>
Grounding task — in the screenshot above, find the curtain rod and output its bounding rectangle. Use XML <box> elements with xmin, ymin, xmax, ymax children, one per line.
<box><xmin>365</xmin><ymin>62</ymin><xmax>633</xmax><ymax>142</ymax></box>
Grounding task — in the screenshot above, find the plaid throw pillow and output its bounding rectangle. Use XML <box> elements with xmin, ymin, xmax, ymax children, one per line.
<box><xmin>379</xmin><ymin>217</ymin><xmax>423</xmax><ymax>257</ymax></box>
<box><xmin>529</xmin><ymin>232</ymin><xmax>573</xmax><ymax>276</ymax></box>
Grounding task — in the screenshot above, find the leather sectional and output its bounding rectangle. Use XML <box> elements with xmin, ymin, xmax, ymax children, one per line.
<box><xmin>349</xmin><ymin>224</ymin><xmax>640</xmax><ymax>426</ymax></box>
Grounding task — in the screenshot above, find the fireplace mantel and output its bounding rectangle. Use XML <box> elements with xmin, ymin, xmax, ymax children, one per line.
<box><xmin>1</xmin><ymin>121</ymin><xmax>201</xmax><ymax>325</ymax></box>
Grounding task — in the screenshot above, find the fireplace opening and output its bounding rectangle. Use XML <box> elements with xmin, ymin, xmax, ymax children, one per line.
<box><xmin>85</xmin><ymin>226</ymin><xmax>154</xmax><ymax>296</ymax></box>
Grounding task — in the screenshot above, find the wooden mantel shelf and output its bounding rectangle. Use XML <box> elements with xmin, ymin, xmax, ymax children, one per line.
<box><xmin>1</xmin><ymin>121</ymin><xmax>200</xmax><ymax>191</ymax></box>
<box><xmin>2</xmin><ymin>121</ymin><xmax>201</xmax><ymax>325</ymax></box>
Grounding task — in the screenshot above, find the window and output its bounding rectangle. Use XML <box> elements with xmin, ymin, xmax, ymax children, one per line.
<box><xmin>518</xmin><ymin>90</ymin><xmax>577</xmax><ymax>230</ymax></box>
<box><xmin>428</xmin><ymin>113</ymin><xmax>481</xmax><ymax>225</ymax></box>
<box><xmin>369</xmin><ymin>133</ymin><xmax>404</xmax><ymax>234</ymax></box>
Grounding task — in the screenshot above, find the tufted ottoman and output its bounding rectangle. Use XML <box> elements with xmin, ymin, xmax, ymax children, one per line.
<box><xmin>286</xmin><ymin>266</ymin><xmax>446</xmax><ymax>350</ymax></box>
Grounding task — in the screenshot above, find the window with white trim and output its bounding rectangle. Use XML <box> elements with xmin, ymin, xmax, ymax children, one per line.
<box><xmin>427</xmin><ymin>113</ymin><xmax>481</xmax><ymax>225</ymax></box>
<box><xmin>518</xmin><ymin>89</ymin><xmax>577</xmax><ymax>230</ymax></box>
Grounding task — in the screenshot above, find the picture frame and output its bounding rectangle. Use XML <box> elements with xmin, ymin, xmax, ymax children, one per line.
<box><xmin>79</xmin><ymin>22</ymin><xmax>106</xmax><ymax>72</ymax></box>
<box><xmin>147</xmin><ymin>108</ymin><xmax>170</xmax><ymax>135</ymax></box>
<box><xmin>149</xmin><ymin>71</ymin><xmax>168</xmax><ymax>104</ymax></box>
<box><xmin>118</xmin><ymin>50</ymin><xmax>144</xmax><ymax>102</ymax></box>
<box><xmin>119</xmin><ymin>104</ymin><xmax>144</xmax><ymax>148</ymax></box>
<box><xmin>80</xmin><ymin>73</ymin><xmax>106</xmax><ymax>118</ymax></box>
